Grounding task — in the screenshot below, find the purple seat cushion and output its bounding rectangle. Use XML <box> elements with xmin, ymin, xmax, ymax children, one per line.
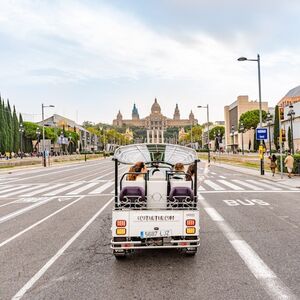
<box><xmin>120</xmin><ymin>186</ymin><xmax>145</xmax><ymax>202</ymax></box>
<box><xmin>169</xmin><ymin>187</ymin><xmax>194</xmax><ymax>201</ymax></box>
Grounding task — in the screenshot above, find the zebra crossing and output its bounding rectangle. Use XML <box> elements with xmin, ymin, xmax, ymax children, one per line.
<box><xmin>198</xmin><ymin>178</ymin><xmax>298</xmax><ymax>192</ymax></box>
<box><xmin>0</xmin><ymin>180</ymin><xmax>114</xmax><ymax>198</ymax></box>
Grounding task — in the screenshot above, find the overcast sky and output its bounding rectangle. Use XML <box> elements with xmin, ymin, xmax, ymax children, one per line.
<box><xmin>0</xmin><ymin>0</ymin><xmax>300</xmax><ymax>124</ymax></box>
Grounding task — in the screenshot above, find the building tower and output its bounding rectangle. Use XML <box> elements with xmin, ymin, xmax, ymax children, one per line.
<box><xmin>189</xmin><ymin>110</ymin><xmax>195</xmax><ymax>125</ymax></box>
<box><xmin>173</xmin><ymin>103</ymin><xmax>180</xmax><ymax>120</ymax></box>
<box><xmin>132</xmin><ymin>103</ymin><xmax>139</xmax><ymax>120</ymax></box>
<box><xmin>116</xmin><ymin>110</ymin><xmax>123</xmax><ymax>126</ymax></box>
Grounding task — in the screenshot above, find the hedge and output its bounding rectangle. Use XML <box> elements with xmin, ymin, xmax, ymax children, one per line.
<box><xmin>275</xmin><ymin>154</ymin><xmax>300</xmax><ymax>174</ymax></box>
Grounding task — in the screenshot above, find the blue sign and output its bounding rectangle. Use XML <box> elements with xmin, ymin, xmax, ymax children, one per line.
<box><xmin>256</xmin><ymin>128</ymin><xmax>268</xmax><ymax>140</ymax></box>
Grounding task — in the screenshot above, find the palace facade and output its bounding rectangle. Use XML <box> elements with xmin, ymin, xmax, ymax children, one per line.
<box><xmin>113</xmin><ymin>98</ymin><xmax>197</xmax><ymax>130</ymax></box>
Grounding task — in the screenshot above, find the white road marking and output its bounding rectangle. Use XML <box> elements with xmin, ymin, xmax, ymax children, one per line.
<box><xmin>204</xmin><ymin>207</ymin><xmax>224</xmax><ymax>221</ymax></box>
<box><xmin>44</xmin><ymin>182</ymin><xmax>83</xmax><ymax>196</ymax></box>
<box><xmin>217</xmin><ymin>180</ymin><xmax>243</xmax><ymax>190</ymax></box>
<box><xmin>89</xmin><ymin>181</ymin><xmax>114</xmax><ymax>194</ymax></box>
<box><xmin>0</xmin><ymin>196</ymin><xmax>84</xmax><ymax>248</ymax></box>
<box><xmin>232</xmin><ymin>180</ymin><xmax>260</xmax><ymax>190</ymax></box>
<box><xmin>23</xmin><ymin>184</ymin><xmax>64</xmax><ymax>197</ymax></box>
<box><xmin>246</xmin><ymin>180</ymin><xmax>282</xmax><ymax>191</ymax></box>
<box><xmin>203</xmin><ymin>180</ymin><xmax>225</xmax><ymax>190</ymax></box>
<box><xmin>0</xmin><ymin>185</ymin><xmax>29</xmax><ymax>195</ymax></box>
<box><xmin>0</xmin><ymin>184</ymin><xmax>47</xmax><ymax>198</ymax></box>
<box><xmin>219</xmin><ymin>175</ymin><xmax>226</xmax><ymax>179</ymax></box>
<box><xmin>67</xmin><ymin>182</ymin><xmax>99</xmax><ymax>195</ymax></box>
<box><xmin>0</xmin><ymin>199</ymin><xmax>21</xmax><ymax>208</ymax></box>
<box><xmin>260</xmin><ymin>179</ymin><xmax>298</xmax><ymax>191</ymax></box>
<box><xmin>0</xmin><ymin>184</ymin><xmax>13</xmax><ymax>191</ymax></box>
<box><xmin>199</xmin><ymin>190</ymin><xmax>300</xmax><ymax>194</ymax></box>
<box><xmin>0</xmin><ymin>197</ymin><xmax>54</xmax><ymax>224</ymax></box>
<box><xmin>12</xmin><ymin>197</ymin><xmax>114</xmax><ymax>300</ymax></box>
<box><xmin>210</xmin><ymin>172</ymin><xmax>217</xmax><ymax>175</ymax></box>
<box><xmin>200</xmin><ymin>197</ymin><xmax>297</xmax><ymax>300</ymax></box>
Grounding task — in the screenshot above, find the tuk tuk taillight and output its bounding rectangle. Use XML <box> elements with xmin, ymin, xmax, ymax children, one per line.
<box><xmin>116</xmin><ymin>220</ymin><xmax>127</xmax><ymax>227</ymax></box>
<box><xmin>186</xmin><ymin>219</ymin><xmax>196</xmax><ymax>226</ymax></box>
<box><xmin>186</xmin><ymin>227</ymin><xmax>196</xmax><ymax>234</ymax></box>
<box><xmin>116</xmin><ymin>228</ymin><xmax>126</xmax><ymax>235</ymax></box>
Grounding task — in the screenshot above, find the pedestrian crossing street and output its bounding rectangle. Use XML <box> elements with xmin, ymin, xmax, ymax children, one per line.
<box><xmin>0</xmin><ymin>176</ymin><xmax>297</xmax><ymax>200</ymax></box>
<box><xmin>0</xmin><ymin>180</ymin><xmax>115</xmax><ymax>199</ymax></box>
<box><xmin>197</xmin><ymin>177</ymin><xmax>298</xmax><ymax>192</ymax></box>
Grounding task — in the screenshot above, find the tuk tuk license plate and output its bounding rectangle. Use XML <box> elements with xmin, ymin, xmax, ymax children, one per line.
<box><xmin>140</xmin><ymin>230</ymin><xmax>171</xmax><ymax>238</ymax></box>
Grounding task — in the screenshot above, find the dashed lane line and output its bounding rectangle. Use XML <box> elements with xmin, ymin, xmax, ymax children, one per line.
<box><xmin>200</xmin><ymin>197</ymin><xmax>297</xmax><ymax>300</ymax></box>
<box><xmin>12</xmin><ymin>197</ymin><xmax>114</xmax><ymax>300</ymax></box>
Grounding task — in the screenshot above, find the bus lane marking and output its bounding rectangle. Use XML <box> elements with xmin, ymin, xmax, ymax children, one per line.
<box><xmin>199</xmin><ymin>196</ymin><xmax>297</xmax><ymax>300</ymax></box>
<box><xmin>223</xmin><ymin>199</ymin><xmax>270</xmax><ymax>206</ymax></box>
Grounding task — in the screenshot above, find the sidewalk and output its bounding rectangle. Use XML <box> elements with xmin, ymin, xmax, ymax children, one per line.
<box><xmin>208</xmin><ymin>161</ymin><xmax>300</xmax><ymax>189</ymax></box>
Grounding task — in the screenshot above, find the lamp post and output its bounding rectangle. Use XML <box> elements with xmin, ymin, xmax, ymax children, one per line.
<box><xmin>36</xmin><ymin>127</ymin><xmax>41</xmax><ymax>154</ymax></box>
<box><xmin>42</xmin><ymin>104</ymin><xmax>55</xmax><ymax>167</ymax></box>
<box><xmin>230</xmin><ymin>125</ymin><xmax>235</xmax><ymax>153</ymax></box>
<box><xmin>266</xmin><ymin>112</ymin><xmax>272</xmax><ymax>154</ymax></box>
<box><xmin>68</xmin><ymin>133</ymin><xmax>72</xmax><ymax>154</ymax></box>
<box><xmin>198</xmin><ymin>104</ymin><xmax>210</xmax><ymax>163</ymax></box>
<box><xmin>238</xmin><ymin>54</ymin><xmax>264</xmax><ymax>175</ymax></box>
<box><xmin>287</xmin><ymin>104</ymin><xmax>295</xmax><ymax>154</ymax></box>
<box><xmin>19</xmin><ymin>123</ymin><xmax>24</xmax><ymax>159</ymax></box>
<box><xmin>240</xmin><ymin>122</ymin><xmax>245</xmax><ymax>155</ymax></box>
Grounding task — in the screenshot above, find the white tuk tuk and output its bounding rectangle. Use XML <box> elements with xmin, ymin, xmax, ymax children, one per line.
<box><xmin>111</xmin><ymin>143</ymin><xmax>200</xmax><ymax>258</ymax></box>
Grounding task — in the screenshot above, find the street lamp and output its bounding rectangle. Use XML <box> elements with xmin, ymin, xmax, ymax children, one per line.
<box><xmin>238</xmin><ymin>54</ymin><xmax>264</xmax><ymax>175</ymax></box>
<box><xmin>266</xmin><ymin>112</ymin><xmax>272</xmax><ymax>154</ymax></box>
<box><xmin>60</xmin><ymin>131</ymin><xmax>64</xmax><ymax>155</ymax></box>
<box><xmin>239</xmin><ymin>122</ymin><xmax>245</xmax><ymax>155</ymax></box>
<box><xmin>36</xmin><ymin>127</ymin><xmax>41</xmax><ymax>153</ymax></box>
<box><xmin>42</xmin><ymin>104</ymin><xmax>55</xmax><ymax>167</ymax></box>
<box><xmin>230</xmin><ymin>125</ymin><xmax>235</xmax><ymax>153</ymax></box>
<box><xmin>198</xmin><ymin>105</ymin><xmax>210</xmax><ymax>163</ymax></box>
<box><xmin>287</xmin><ymin>104</ymin><xmax>295</xmax><ymax>154</ymax></box>
<box><xmin>19</xmin><ymin>123</ymin><xmax>24</xmax><ymax>159</ymax></box>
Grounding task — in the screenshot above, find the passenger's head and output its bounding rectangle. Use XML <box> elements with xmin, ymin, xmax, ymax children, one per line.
<box><xmin>134</xmin><ymin>161</ymin><xmax>147</xmax><ymax>173</ymax></box>
<box><xmin>174</xmin><ymin>163</ymin><xmax>184</xmax><ymax>172</ymax></box>
<box><xmin>127</xmin><ymin>166</ymin><xmax>137</xmax><ymax>181</ymax></box>
<box><xmin>187</xmin><ymin>163</ymin><xmax>196</xmax><ymax>176</ymax></box>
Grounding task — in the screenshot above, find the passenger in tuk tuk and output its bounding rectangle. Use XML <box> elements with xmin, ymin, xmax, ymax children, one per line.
<box><xmin>172</xmin><ymin>163</ymin><xmax>185</xmax><ymax>180</ymax></box>
<box><xmin>186</xmin><ymin>163</ymin><xmax>196</xmax><ymax>181</ymax></box>
<box><xmin>127</xmin><ymin>162</ymin><xmax>147</xmax><ymax>181</ymax></box>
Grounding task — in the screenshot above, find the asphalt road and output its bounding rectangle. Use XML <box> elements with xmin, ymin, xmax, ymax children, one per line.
<box><xmin>0</xmin><ymin>159</ymin><xmax>299</xmax><ymax>299</ymax></box>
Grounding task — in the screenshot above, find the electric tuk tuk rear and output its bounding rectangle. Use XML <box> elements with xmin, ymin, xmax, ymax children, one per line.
<box><xmin>111</xmin><ymin>143</ymin><xmax>200</xmax><ymax>258</ymax></box>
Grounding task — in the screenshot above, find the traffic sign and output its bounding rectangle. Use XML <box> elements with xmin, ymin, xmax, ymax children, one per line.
<box><xmin>256</xmin><ymin>128</ymin><xmax>268</xmax><ymax>140</ymax></box>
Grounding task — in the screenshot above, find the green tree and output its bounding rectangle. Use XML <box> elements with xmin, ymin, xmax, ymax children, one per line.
<box><xmin>273</xmin><ymin>105</ymin><xmax>280</xmax><ymax>150</ymax></box>
<box><xmin>6</xmin><ymin>100</ymin><xmax>13</xmax><ymax>151</ymax></box>
<box><xmin>2</xmin><ymin>100</ymin><xmax>9</xmax><ymax>152</ymax></box>
<box><xmin>12</xmin><ymin>106</ymin><xmax>19</xmax><ymax>152</ymax></box>
<box><xmin>239</xmin><ymin>109</ymin><xmax>267</xmax><ymax>130</ymax></box>
<box><xmin>0</xmin><ymin>97</ymin><xmax>4</xmax><ymax>153</ymax></box>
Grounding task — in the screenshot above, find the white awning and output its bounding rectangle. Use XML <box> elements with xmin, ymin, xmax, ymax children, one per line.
<box><xmin>114</xmin><ymin>144</ymin><xmax>197</xmax><ymax>165</ymax></box>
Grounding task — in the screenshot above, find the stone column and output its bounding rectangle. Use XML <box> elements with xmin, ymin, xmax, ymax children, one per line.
<box><xmin>152</xmin><ymin>130</ymin><xmax>155</xmax><ymax>143</ymax></box>
<box><xmin>147</xmin><ymin>130</ymin><xmax>150</xmax><ymax>143</ymax></box>
<box><xmin>161</xmin><ymin>130</ymin><xmax>164</xmax><ymax>143</ymax></box>
<box><xmin>156</xmin><ymin>130</ymin><xmax>159</xmax><ymax>143</ymax></box>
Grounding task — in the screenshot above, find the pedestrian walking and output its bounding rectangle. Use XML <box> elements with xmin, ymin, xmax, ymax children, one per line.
<box><xmin>269</xmin><ymin>154</ymin><xmax>277</xmax><ymax>176</ymax></box>
<box><xmin>284</xmin><ymin>151</ymin><xmax>294</xmax><ymax>178</ymax></box>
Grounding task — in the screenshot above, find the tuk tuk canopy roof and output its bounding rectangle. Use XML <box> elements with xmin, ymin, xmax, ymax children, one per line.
<box><xmin>114</xmin><ymin>144</ymin><xmax>197</xmax><ymax>165</ymax></box>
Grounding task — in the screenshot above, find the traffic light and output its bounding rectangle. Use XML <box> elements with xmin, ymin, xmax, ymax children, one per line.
<box><xmin>281</xmin><ymin>129</ymin><xmax>286</xmax><ymax>142</ymax></box>
<box><xmin>279</xmin><ymin>107</ymin><xmax>284</xmax><ymax>120</ymax></box>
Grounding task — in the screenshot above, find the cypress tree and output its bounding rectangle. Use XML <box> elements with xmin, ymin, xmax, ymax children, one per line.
<box><xmin>2</xmin><ymin>101</ymin><xmax>9</xmax><ymax>152</ymax></box>
<box><xmin>0</xmin><ymin>97</ymin><xmax>3</xmax><ymax>153</ymax></box>
<box><xmin>273</xmin><ymin>105</ymin><xmax>279</xmax><ymax>151</ymax></box>
<box><xmin>6</xmin><ymin>100</ymin><xmax>13</xmax><ymax>151</ymax></box>
<box><xmin>12</xmin><ymin>106</ymin><xmax>19</xmax><ymax>152</ymax></box>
